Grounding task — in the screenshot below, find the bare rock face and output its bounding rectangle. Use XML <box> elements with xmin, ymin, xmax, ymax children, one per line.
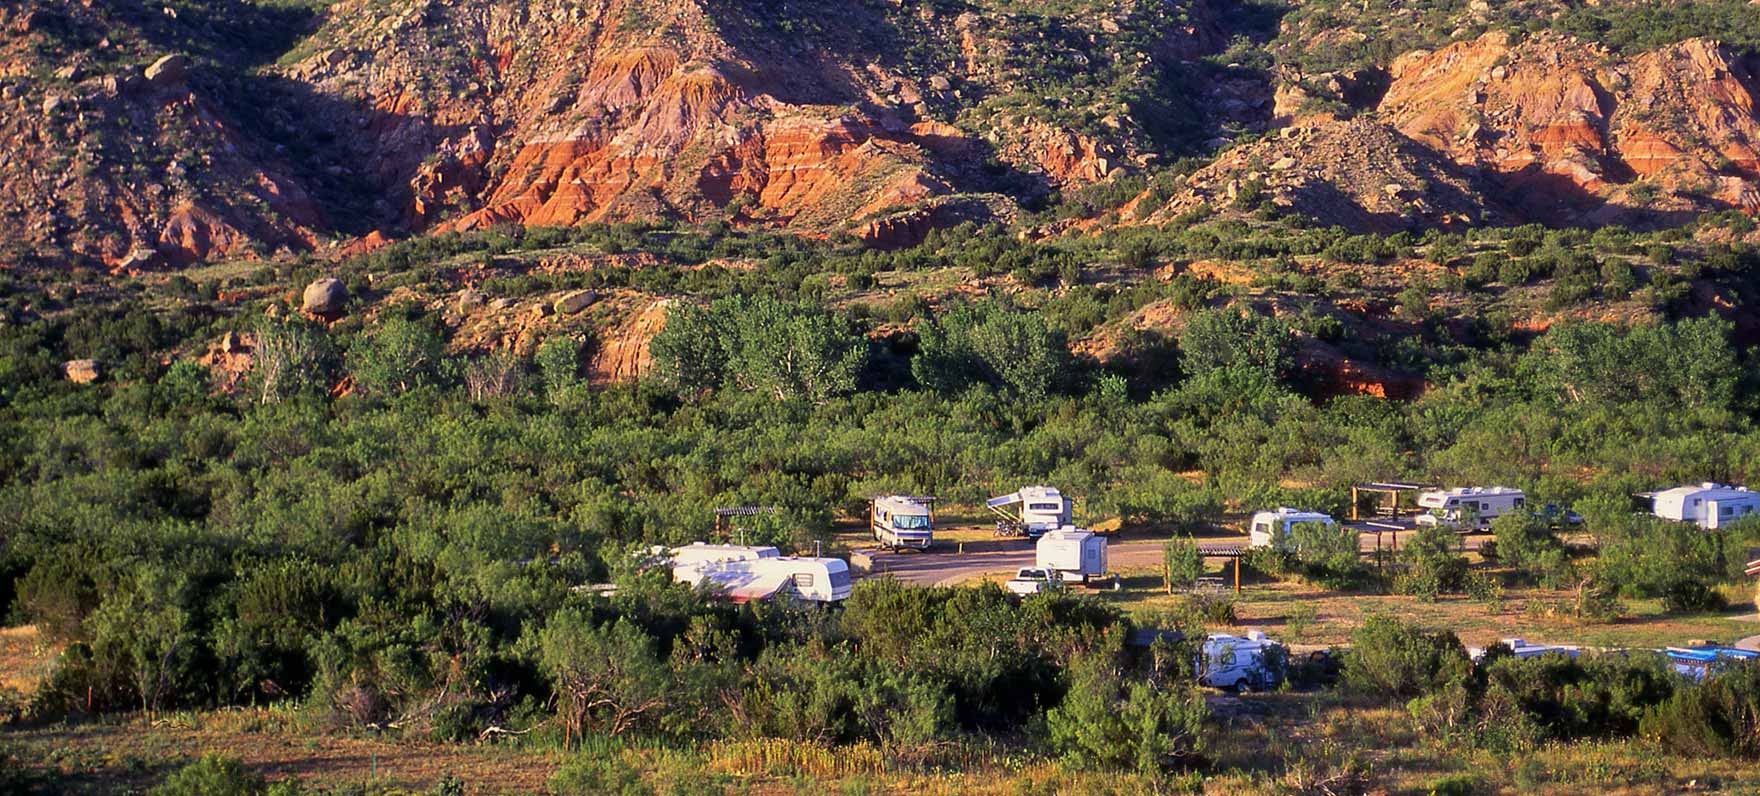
<box><xmin>1378</xmin><ymin>32</ymin><xmax>1760</xmax><ymax>219</ymax></box>
<box><xmin>144</xmin><ymin>54</ymin><xmax>191</xmax><ymax>87</ymax></box>
<box><xmin>589</xmin><ymin>299</ymin><xmax>673</xmax><ymax>383</ymax></box>
<box><xmin>62</xmin><ymin>359</ymin><xmax>100</xmax><ymax>384</ymax></box>
<box><xmin>301</xmin><ymin>277</ymin><xmax>348</xmax><ymax>317</ymax></box>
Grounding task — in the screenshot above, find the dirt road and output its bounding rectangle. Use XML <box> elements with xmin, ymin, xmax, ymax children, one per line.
<box><xmin>862</xmin><ymin>528</ymin><xmax>1485</xmax><ymax>587</ymax></box>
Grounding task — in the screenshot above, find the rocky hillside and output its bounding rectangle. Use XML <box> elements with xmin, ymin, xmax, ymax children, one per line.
<box><xmin>7</xmin><ymin>0</ymin><xmax>1760</xmax><ymax>269</ymax></box>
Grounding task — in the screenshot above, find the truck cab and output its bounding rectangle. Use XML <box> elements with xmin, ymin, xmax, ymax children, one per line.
<box><xmin>871</xmin><ymin>496</ymin><xmax>935</xmax><ymax>550</ymax></box>
<box><xmin>1004</xmin><ymin>567</ymin><xmax>1060</xmax><ymax>596</ymax></box>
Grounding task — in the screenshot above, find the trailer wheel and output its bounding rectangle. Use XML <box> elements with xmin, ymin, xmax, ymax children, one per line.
<box><xmin>1234</xmin><ymin>679</ymin><xmax>1252</xmax><ymax>694</ymax></box>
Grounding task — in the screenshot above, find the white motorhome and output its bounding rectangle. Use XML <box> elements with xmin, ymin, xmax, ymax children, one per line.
<box><xmin>1248</xmin><ymin>508</ymin><xmax>1339</xmax><ymax>549</ymax></box>
<box><xmin>1415</xmin><ymin>487</ymin><xmax>1526</xmax><ymax>530</ymax></box>
<box><xmin>1647</xmin><ymin>483</ymin><xmax>1760</xmax><ymax>529</ymax></box>
<box><xmin>871</xmin><ymin>495</ymin><xmax>935</xmax><ymax>550</ymax></box>
<box><xmin>1198</xmin><ymin>631</ymin><xmax>1286</xmax><ymax>692</ymax></box>
<box><xmin>675</xmin><ymin>555</ymin><xmax>853</xmax><ymax>604</ymax></box>
<box><xmin>987</xmin><ymin>486</ymin><xmax>1074</xmax><ymax>538</ymax></box>
<box><xmin>1036</xmin><ymin>527</ymin><xmax>1110</xmax><ymax>586</ymax></box>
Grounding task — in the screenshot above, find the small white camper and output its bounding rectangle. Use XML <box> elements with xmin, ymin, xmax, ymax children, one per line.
<box><xmin>1415</xmin><ymin>487</ymin><xmax>1526</xmax><ymax>530</ymax></box>
<box><xmin>871</xmin><ymin>495</ymin><xmax>935</xmax><ymax>550</ymax></box>
<box><xmin>1248</xmin><ymin>508</ymin><xmax>1339</xmax><ymax>549</ymax></box>
<box><xmin>1646</xmin><ymin>483</ymin><xmax>1760</xmax><ymax>529</ymax></box>
<box><xmin>987</xmin><ymin>486</ymin><xmax>1074</xmax><ymax>538</ymax></box>
<box><xmin>1035</xmin><ymin>527</ymin><xmax>1109</xmax><ymax>586</ymax></box>
<box><xmin>1198</xmin><ymin>631</ymin><xmax>1286</xmax><ymax>692</ymax></box>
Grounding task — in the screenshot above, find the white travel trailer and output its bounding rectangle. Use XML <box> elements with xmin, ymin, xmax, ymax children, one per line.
<box><xmin>1248</xmin><ymin>508</ymin><xmax>1339</xmax><ymax>549</ymax></box>
<box><xmin>987</xmin><ymin>486</ymin><xmax>1074</xmax><ymax>538</ymax></box>
<box><xmin>871</xmin><ymin>495</ymin><xmax>935</xmax><ymax>550</ymax></box>
<box><xmin>675</xmin><ymin>555</ymin><xmax>853</xmax><ymax>604</ymax></box>
<box><xmin>1415</xmin><ymin>487</ymin><xmax>1526</xmax><ymax>530</ymax></box>
<box><xmin>1198</xmin><ymin>631</ymin><xmax>1286</xmax><ymax>692</ymax></box>
<box><xmin>1647</xmin><ymin>483</ymin><xmax>1760</xmax><ymax>529</ymax></box>
<box><xmin>1036</xmin><ymin>527</ymin><xmax>1109</xmax><ymax>585</ymax></box>
<box><xmin>667</xmin><ymin>543</ymin><xmax>780</xmax><ymax>568</ymax></box>
<box><xmin>1469</xmin><ymin>638</ymin><xmax>1580</xmax><ymax>662</ymax></box>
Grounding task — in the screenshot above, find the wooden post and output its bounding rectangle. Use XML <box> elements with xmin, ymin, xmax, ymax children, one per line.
<box><xmin>1234</xmin><ymin>557</ymin><xmax>1242</xmax><ymax>594</ymax></box>
<box><xmin>1351</xmin><ymin>486</ymin><xmax>1360</xmax><ymax>521</ymax></box>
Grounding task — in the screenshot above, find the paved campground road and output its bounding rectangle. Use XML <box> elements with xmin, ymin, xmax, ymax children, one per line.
<box><xmin>867</xmin><ymin>528</ymin><xmax>1489</xmax><ymax>587</ymax></box>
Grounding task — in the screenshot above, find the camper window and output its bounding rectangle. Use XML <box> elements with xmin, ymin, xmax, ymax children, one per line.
<box><xmin>793</xmin><ymin>573</ymin><xmax>815</xmax><ymax>588</ymax></box>
<box><xmin>1028</xmin><ymin>502</ymin><xmax>1061</xmax><ymax>511</ymax></box>
<box><xmin>829</xmin><ymin>569</ymin><xmax>851</xmax><ymax>589</ymax></box>
<box><xmin>894</xmin><ymin>514</ymin><xmax>931</xmax><ymax>530</ymax></box>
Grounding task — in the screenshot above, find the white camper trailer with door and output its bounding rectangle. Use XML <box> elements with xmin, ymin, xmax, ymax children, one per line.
<box><xmin>1248</xmin><ymin>508</ymin><xmax>1339</xmax><ymax>549</ymax></box>
<box><xmin>871</xmin><ymin>495</ymin><xmax>935</xmax><ymax>550</ymax></box>
<box><xmin>673</xmin><ymin>554</ymin><xmax>853</xmax><ymax>604</ymax></box>
<box><xmin>1035</xmin><ymin>527</ymin><xmax>1110</xmax><ymax>586</ymax></box>
<box><xmin>987</xmin><ymin>486</ymin><xmax>1074</xmax><ymax>538</ymax></box>
<box><xmin>1647</xmin><ymin>483</ymin><xmax>1760</xmax><ymax>529</ymax></box>
<box><xmin>1415</xmin><ymin>487</ymin><xmax>1526</xmax><ymax>530</ymax></box>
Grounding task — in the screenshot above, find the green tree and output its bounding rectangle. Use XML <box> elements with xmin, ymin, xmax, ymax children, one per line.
<box><xmin>1177</xmin><ymin>307</ymin><xmax>1293</xmax><ymax>383</ymax></box>
<box><xmin>540</xmin><ymin>612</ymin><xmax>671</xmax><ymax>741</ymax></box>
<box><xmin>912</xmin><ymin>300</ymin><xmax>1071</xmax><ymax>400</ymax></box>
<box><xmin>1046</xmin><ymin>647</ymin><xmax>1209</xmax><ymax>774</ymax></box>
<box><xmin>1342</xmin><ymin>615</ymin><xmax>1471</xmax><ymax>699</ymax></box>
<box><xmin>347</xmin><ymin>311</ymin><xmax>455</xmax><ymax>398</ymax></box>
<box><xmin>1163</xmin><ymin>538</ymin><xmax>1204</xmax><ymax>592</ymax></box>
<box><xmin>247</xmin><ymin>317</ymin><xmax>331</xmax><ymax>404</ymax></box>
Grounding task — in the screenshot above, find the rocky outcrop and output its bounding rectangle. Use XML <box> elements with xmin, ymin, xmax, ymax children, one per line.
<box><xmin>1149</xmin><ymin>118</ymin><xmax>1503</xmax><ymax>231</ymax></box>
<box><xmin>588</xmin><ymin>297</ymin><xmax>672</xmax><ymax>383</ymax></box>
<box><xmin>1378</xmin><ymin>32</ymin><xmax>1760</xmax><ymax>220</ymax></box>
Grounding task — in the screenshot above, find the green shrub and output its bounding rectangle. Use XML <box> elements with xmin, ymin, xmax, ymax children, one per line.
<box><xmin>150</xmin><ymin>755</ymin><xmax>285</xmax><ymax>796</ymax></box>
<box><xmin>1644</xmin><ymin>662</ymin><xmax>1760</xmax><ymax>759</ymax></box>
<box><xmin>1341</xmin><ymin>615</ymin><xmax>1470</xmax><ymax>699</ymax></box>
<box><xmin>1045</xmin><ymin>648</ymin><xmax>1209</xmax><ymax>774</ymax></box>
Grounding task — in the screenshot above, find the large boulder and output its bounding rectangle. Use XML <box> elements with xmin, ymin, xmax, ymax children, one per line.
<box><xmin>554</xmin><ymin>290</ymin><xmax>598</xmax><ymax>315</ymax></box>
<box><xmin>144</xmin><ymin>54</ymin><xmax>190</xmax><ymax>87</ymax></box>
<box><xmin>301</xmin><ymin>277</ymin><xmax>348</xmax><ymax>317</ymax></box>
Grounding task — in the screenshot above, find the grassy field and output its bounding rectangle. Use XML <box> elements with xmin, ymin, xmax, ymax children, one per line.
<box><xmin>9</xmin><ymin>689</ymin><xmax>1760</xmax><ymax>795</ymax></box>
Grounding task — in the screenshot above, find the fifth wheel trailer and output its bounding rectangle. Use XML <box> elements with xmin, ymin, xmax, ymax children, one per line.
<box><xmin>1035</xmin><ymin>527</ymin><xmax>1110</xmax><ymax>586</ymax></box>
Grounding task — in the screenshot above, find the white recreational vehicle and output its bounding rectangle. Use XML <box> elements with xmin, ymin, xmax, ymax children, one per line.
<box><xmin>1646</xmin><ymin>483</ymin><xmax>1760</xmax><ymax>529</ymax></box>
<box><xmin>871</xmin><ymin>495</ymin><xmax>935</xmax><ymax>550</ymax></box>
<box><xmin>987</xmin><ymin>486</ymin><xmax>1074</xmax><ymax>538</ymax></box>
<box><xmin>1415</xmin><ymin>487</ymin><xmax>1526</xmax><ymax>530</ymax></box>
<box><xmin>1035</xmin><ymin>527</ymin><xmax>1111</xmax><ymax>586</ymax></box>
<box><xmin>1468</xmin><ymin>638</ymin><xmax>1580</xmax><ymax>662</ymax></box>
<box><xmin>1198</xmin><ymin>631</ymin><xmax>1286</xmax><ymax>692</ymax></box>
<box><xmin>669</xmin><ymin>547</ymin><xmax>853</xmax><ymax>604</ymax></box>
<box><xmin>1248</xmin><ymin>508</ymin><xmax>1340</xmax><ymax>549</ymax></box>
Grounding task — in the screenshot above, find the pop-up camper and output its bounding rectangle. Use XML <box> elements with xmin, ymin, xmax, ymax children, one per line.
<box><xmin>988</xmin><ymin>486</ymin><xmax>1074</xmax><ymax>538</ymax></box>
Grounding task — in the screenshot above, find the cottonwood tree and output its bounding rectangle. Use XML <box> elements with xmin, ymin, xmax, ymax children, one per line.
<box><xmin>912</xmin><ymin>299</ymin><xmax>1071</xmax><ymax>400</ymax></box>
<box><xmin>540</xmin><ymin>611</ymin><xmax>669</xmax><ymax>743</ymax></box>
<box><xmin>249</xmin><ymin>317</ymin><xmax>328</xmax><ymax>404</ymax></box>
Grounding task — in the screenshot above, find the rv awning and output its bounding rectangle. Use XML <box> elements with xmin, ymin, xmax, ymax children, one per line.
<box><xmin>714</xmin><ymin>506</ymin><xmax>780</xmax><ymax>517</ymax></box>
<box><xmin>986</xmin><ymin>492</ymin><xmax>1025</xmax><ymax>508</ymax></box>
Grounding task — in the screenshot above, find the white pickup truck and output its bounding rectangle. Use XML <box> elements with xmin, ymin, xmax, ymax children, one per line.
<box><xmin>1004</xmin><ymin>567</ymin><xmax>1060</xmax><ymax>596</ymax></box>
